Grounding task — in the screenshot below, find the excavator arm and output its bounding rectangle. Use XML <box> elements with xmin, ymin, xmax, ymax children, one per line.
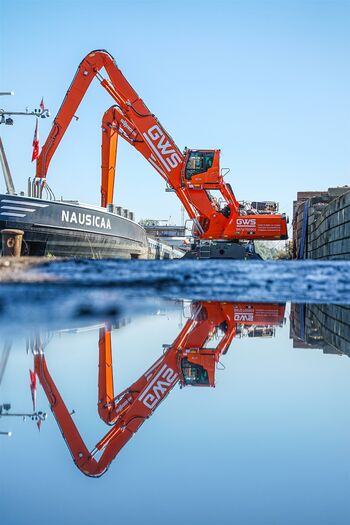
<box><xmin>35</xmin><ymin>50</ymin><xmax>198</xmax><ymax>217</ymax></box>
<box><xmin>34</xmin><ymin>335</ymin><xmax>181</xmax><ymax>477</ymax></box>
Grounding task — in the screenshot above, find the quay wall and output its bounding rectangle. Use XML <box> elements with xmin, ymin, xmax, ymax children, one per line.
<box><xmin>290</xmin><ymin>303</ymin><xmax>350</xmax><ymax>357</ymax></box>
<box><xmin>308</xmin><ymin>304</ymin><xmax>350</xmax><ymax>356</ymax></box>
<box><xmin>293</xmin><ymin>188</ymin><xmax>350</xmax><ymax>260</ymax></box>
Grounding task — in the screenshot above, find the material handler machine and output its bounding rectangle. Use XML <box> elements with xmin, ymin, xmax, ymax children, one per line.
<box><xmin>32</xmin><ymin>301</ymin><xmax>285</xmax><ymax>476</ymax></box>
<box><xmin>35</xmin><ymin>50</ymin><xmax>288</xmax><ymax>258</ymax></box>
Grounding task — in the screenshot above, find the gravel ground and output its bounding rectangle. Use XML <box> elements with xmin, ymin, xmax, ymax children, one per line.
<box><xmin>0</xmin><ymin>257</ymin><xmax>61</xmax><ymax>282</ymax></box>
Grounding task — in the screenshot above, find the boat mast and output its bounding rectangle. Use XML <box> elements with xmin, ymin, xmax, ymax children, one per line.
<box><xmin>0</xmin><ymin>91</ymin><xmax>50</xmax><ymax>196</ymax></box>
<box><xmin>0</xmin><ymin>92</ymin><xmax>16</xmax><ymax>194</ymax></box>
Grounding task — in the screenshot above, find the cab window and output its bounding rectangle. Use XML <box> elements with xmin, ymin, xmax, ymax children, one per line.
<box><xmin>185</xmin><ymin>151</ymin><xmax>214</xmax><ymax>180</ymax></box>
<box><xmin>181</xmin><ymin>358</ymin><xmax>209</xmax><ymax>385</ymax></box>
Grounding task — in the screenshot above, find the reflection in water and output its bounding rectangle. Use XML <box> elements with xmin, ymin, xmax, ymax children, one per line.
<box><xmin>0</xmin><ymin>341</ymin><xmax>47</xmax><ymax>436</ymax></box>
<box><xmin>290</xmin><ymin>304</ymin><xmax>350</xmax><ymax>357</ymax></box>
<box><xmin>30</xmin><ymin>301</ymin><xmax>285</xmax><ymax>477</ymax></box>
<box><xmin>2</xmin><ymin>294</ymin><xmax>349</xmax><ymax>525</ymax></box>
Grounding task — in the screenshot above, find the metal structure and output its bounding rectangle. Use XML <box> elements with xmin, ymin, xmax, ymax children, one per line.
<box><xmin>0</xmin><ymin>91</ymin><xmax>50</xmax><ymax>195</ymax></box>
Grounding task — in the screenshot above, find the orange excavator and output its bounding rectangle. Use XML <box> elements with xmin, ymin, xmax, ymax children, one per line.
<box><xmin>32</xmin><ymin>301</ymin><xmax>285</xmax><ymax>477</ymax></box>
<box><xmin>35</xmin><ymin>50</ymin><xmax>288</xmax><ymax>257</ymax></box>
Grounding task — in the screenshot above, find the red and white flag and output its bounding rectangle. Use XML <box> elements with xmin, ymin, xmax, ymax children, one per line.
<box><xmin>29</xmin><ymin>369</ymin><xmax>37</xmax><ymax>411</ymax></box>
<box><xmin>31</xmin><ymin>119</ymin><xmax>39</xmax><ymax>161</ymax></box>
<box><xmin>40</xmin><ymin>97</ymin><xmax>45</xmax><ymax>112</ymax></box>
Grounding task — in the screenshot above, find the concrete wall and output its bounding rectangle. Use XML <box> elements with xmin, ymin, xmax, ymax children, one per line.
<box><xmin>293</xmin><ymin>188</ymin><xmax>350</xmax><ymax>260</ymax></box>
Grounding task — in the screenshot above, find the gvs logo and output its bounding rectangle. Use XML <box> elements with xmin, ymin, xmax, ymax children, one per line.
<box><xmin>143</xmin><ymin>125</ymin><xmax>181</xmax><ymax>172</ymax></box>
<box><xmin>138</xmin><ymin>365</ymin><xmax>178</xmax><ymax>409</ymax></box>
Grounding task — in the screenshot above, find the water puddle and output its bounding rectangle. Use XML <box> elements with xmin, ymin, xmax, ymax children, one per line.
<box><xmin>1</xmin><ymin>260</ymin><xmax>349</xmax><ymax>524</ymax></box>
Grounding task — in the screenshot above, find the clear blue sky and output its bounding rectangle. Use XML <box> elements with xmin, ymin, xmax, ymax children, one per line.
<box><xmin>1</xmin><ymin>0</ymin><xmax>349</xmax><ymax>225</ymax></box>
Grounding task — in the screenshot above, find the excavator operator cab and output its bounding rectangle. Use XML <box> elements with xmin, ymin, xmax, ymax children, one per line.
<box><xmin>181</xmin><ymin>357</ymin><xmax>210</xmax><ymax>386</ymax></box>
<box><xmin>183</xmin><ymin>149</ymin><xmax>221</xmax><ymax>186</ymax></box>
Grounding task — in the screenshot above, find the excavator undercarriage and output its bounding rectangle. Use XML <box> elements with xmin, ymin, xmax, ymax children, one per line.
<box><xmin>183</xmin><ymin>240</ymin><xmax>262</xmax><ymax>260</ymax></box>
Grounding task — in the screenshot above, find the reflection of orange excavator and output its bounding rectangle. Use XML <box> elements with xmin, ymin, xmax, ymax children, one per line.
<box><xmin>35</xmin><ymin>50</ymin><xmax>287</xmax><ymax>251</ymax></box>
<box><xmin>33</xmin><ymin>301</ymin><xmax>285</xmax><ymax>477</ymax></box>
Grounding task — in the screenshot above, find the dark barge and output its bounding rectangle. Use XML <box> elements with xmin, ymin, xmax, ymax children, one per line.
<box><xmin>0</xmin><ymin>194</ymin><xmax>149</xmax><ymax>258</ymax></box>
